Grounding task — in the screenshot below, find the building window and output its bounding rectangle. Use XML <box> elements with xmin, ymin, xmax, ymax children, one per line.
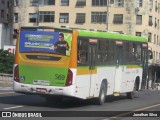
<box><xmin>91</xmin><ymin>12</ymin><xmax>107</xmax><ymax>24</ymax></box>
<box><xmin>30</xmin><ymin>0</ymin><xmax>55</xmax><ymax>6</ymax></box>
<box><xmin>39</xmin><ymin>11</ymin><xmax>55</xmax><ymax>22</ymax></box>
<box><xmin>92</xmin><ymin>0</ymin><xmax>108</xmax><ymax>6</ymax></box>
<box><xmin>13</xmin><ymin>29</ymin><xmax>18</xmax><ymax>39</ymax></box>
<box><xmin>137</xmin><ymin>0</ymin><xmax>142</xmax><ymax>7</ymax></box>
<box><xmin>76</xmin><ymin>0</ymin><xmax>86</xmax><ymax>7</ymax></box>
<box><xmin>1</xmin><ymin>0</ymin><xmax>5</xmax><ymax>4</ymax></box>
<box><xmin>153</xmin><ymin>51</ymin><xmax>155</xmax><ymax>60</ymax></box>
<box><xmin>158</xmin><ymin>3</ymin><xmax>160</xmax><ymax>13</ymax></box>
<box><xmin>148</xmin><ymin>33</ymin><xmax>152</xmax><ymax>42</ymax></box>
<box><xmin>155</xmin><ymin>1</ymin><xmax>158</xmax><ymax>12</ymax></box>
<box><xmin>157</xmin><ymin>35</ymin><xmax>159</xmax><ymax>45</ymax></box>
<box><xmin>61</xmin><ymin>0</ymin><xmax>69</xmax><ymax>6</ymax></box>
<box><xmin>149</xmin><ymin>0</ymin><xmax>153</xmax><ymax>8</ymax></box>
<box><xmin>1</xmin><ymin>10</ymin><xmax>4</xmax><ymax>18</ymax></box>
<box><xmin>154</xmin><ymin>34</ymin><xmax>156</xmax><ymax>44</ymax></box>
<box><xmin>155</xmin><ymin>18</ymin><xmax>157</xmax><ymax>28</ymax></box>
<box><xmin>7</xmin><ymin>14</ymin><xmax>9</xmax><ymax>22</ymax></box>
<box><xmin>149</xmin><ymin>16</ymin><xmax>153</xmax><ymax>26</ymax></box>
<box><xmin>14</xmin><ymin>0</ymin><xmax>19</xmax><ymax>6</ymax></box>
<box><xmin>59</xmin><ymin>13</ymin><xmax>69</xmax><ymax>23</ymax></box>
<box><xmin>156</xmin><ymin>52</ymin><xmax>158</xmax><ymax>60</ymax></box>
<box><xmin>136</xmin><ymin>15</ymin><xmax>142</xmax><ymax>25</ymax></box>
<box><xmin>115</xmin><ymin>0</ymin><xmax>124</xmax><ymax>7</ymax></box>
<box><xmin>40</xmin><ymin>0</ymin><xmax>55</xmax><ymax>5</ymax></box>
<box><xmin>29</xmin><ymin>13</ymin><xmax>37</xmax><ymax>23</ymax></box>
<box><xmin>136</xmin><ymin>32</ymin><xmax>141</xmax><ymax>36</ymax></box>
<box><xmin>30</xmin><ymin>0</ymin><xmax>38</xmax><ymax>6</ymax></box>
<box><xmin>7</xmin><ymin>1</ymin><xmax>10</xmax><ymax>8</ymax></box>
<box><xmin>113</xmin><ymin>14</ymin><xmax>123</xmax><ymax>24</ymax></box>
<box><xmin>14</xmin><ymin>13</ymin><xmax>18</xmax><ymax>23</ymax></box>
<box><xmin>75</xmin><ymin>13</ymin><xmax>85</xmax><ymax>23</ymax></box>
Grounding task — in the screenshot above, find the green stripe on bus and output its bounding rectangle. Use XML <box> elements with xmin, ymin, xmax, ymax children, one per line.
<box><xmin>78</xmin><ymin>30</ymin><xmax>147</xmax><ymax>42</ymax></box>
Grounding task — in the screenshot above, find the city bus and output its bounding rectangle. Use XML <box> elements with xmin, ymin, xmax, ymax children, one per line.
<box><xmin>13</xmin><ymin>26</ymin><xmax>152</xmax><ymax>105</ymax></box>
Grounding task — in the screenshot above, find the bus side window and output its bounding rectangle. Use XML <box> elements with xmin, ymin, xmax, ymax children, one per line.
<box><xmin>97</xmin><ymin>39</ymin><xmax>110</xmax><ymax>65</ymax></box>
<box><xmin>108</xmin><ymin>41</ymin><xmax>115</xmax><ymax>64</ymax></box>
<box><xmin>125</xmin><ymin>42</ymin><xmax>142</xmax><ymax>64</ymax></box>
<box><xmin>126</xmin><ymin>42</ymin><xmax>135</xmax><ymax>63</ymax></box>
<box><xmin>77</xmin><ymin>38</ymin><xmax>88</xmax><ymax>65</ymax></box>
<box><xmin>135</xmin><ymin>43</ymin><xmax>141</xmax><ymax>63</ymax></box>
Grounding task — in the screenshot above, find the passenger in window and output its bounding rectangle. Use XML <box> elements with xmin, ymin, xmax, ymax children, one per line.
<box><xmin>54</xmin><ymin>33</ymin><xmax>69</xmax><ymax>55</ymax></box>
<box><xmin>77</xmin><ymin>51</ymin><xmax>81</xmax><ymax>63</ymax></box>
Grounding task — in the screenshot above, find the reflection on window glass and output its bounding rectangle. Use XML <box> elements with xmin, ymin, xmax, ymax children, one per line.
<box><xmin>98</xmin><ymin>40</ymin><xmax>109</xmax><ymax>64</ymax></box>
<box><xmin>135</xmin><ymin>43</ymin><xmax>141</xmax><ymax>63</ymax></box>
<box><xmin>77</xmin><ymin>38</ymin><xmax>88</xmax><ymax>65</ymax></box>
<box><xmin>97</xmin><ymin>39</ymin><xmax>115</xmax><ymax>65</ymax></box>
<box><xmin>125</xmin><ymin>42</ymin><xmax>142</xmax><ymax>64</ymax></box>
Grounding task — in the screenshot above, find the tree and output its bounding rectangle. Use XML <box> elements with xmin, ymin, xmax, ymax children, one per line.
<box><xmin>0</xmin><ymin>49</ymin><xmax>14</xmax><ymax>74</ymax></box>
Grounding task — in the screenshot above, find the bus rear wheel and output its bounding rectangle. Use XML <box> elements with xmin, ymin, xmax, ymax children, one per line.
<box><xmin>96</xmin><ymin>83</ymin><xmax>107</xmax><ymax>105</ymax></box>
<box><xmin>126</xmin><ymin>83</ymin><xmax>136</xmax><ymax>99</ymax></box>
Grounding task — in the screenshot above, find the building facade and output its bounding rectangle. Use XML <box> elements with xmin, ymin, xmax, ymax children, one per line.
<box><xmin>12</xmin><ymin>0</ymin><xmax>160</xmax><ymax>61</ymax></box>
<box><xmin>0</xmin><ymin>0</ymin><xmax>12</xmax><ymax>49</ymax></box>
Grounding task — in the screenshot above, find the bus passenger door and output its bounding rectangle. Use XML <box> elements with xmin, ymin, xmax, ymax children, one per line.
<box><xmin>89</xmin><ymin>44</ymin><xmax>97</xmax><ymax>96</ymax></box>
<box><xmin>141</xmin><ymin>44</ymin><xmax>148</xmax><ymax>89</ymax></box>
<box><xmin>114</xmin><ymin>42</ymin><xmax>123</xmax><ymax>94</ymax></box>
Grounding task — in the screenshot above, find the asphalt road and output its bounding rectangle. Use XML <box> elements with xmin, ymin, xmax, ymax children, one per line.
<box><xmin>0</xmin><ymin>89</ymin><xmax>160</xmax><ymax>120</ymax></box>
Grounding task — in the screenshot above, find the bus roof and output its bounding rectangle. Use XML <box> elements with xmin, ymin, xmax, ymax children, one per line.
<box><xmin>78</xmin><ymin>29</ymin><xmax>147</xmax><ymax>43</ymax></box>
<box><xmin>20</xmin><ymin>26</ymin><xmax>147</xmax><ymax>43</ymax></box>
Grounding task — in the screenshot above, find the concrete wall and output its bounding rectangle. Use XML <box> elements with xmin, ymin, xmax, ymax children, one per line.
<box><xmin>0</xmin><ymin>23</ymin><xmax>11</xmax><ymax>49</ymax></box>
<box><xmin>0</xmin><ymin>73</ymin><xmax>13</xmax><ymax>87</ymax></box>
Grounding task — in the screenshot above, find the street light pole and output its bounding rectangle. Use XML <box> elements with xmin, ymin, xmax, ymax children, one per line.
<box><xmin>36</xmin><ymin>2</ymin><xmax>39</xmax><ymax>26</ymax></box>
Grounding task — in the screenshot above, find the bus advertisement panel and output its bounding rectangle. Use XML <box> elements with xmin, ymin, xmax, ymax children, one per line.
<box><xmin>19</xmin><ymin>30</ymin><xmax>72</xmax><ymax>56</ymax></box>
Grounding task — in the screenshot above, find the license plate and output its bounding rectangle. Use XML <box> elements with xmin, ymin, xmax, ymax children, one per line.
<box><xmin>36</xmin><ymin>88</ymin><xmax>47</xmax><ymax>93</ymax></box>
<box><xmin>33</xmin><ymin>80</ymin><xmax>50</xmax><ymax>86</ymax></box>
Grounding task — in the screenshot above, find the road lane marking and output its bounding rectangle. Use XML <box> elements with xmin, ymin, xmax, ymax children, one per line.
<box><xmin>133</xmin><ymin>103</ymin><xmax>160</xmax><ymax>111</ymax></box>
<box><xmin>103</xmin><ymin>103</ymin><xmax>160</xmax><ymax>119</ymax></box>
<box><xmin>3</xmin><ymin>106</ymin><xmax>23</xmax><ymax>110</ymax></box>
<box><xmin>0</xmin><ymin>92</ymin><xmax>15</xmax><ymax>95</ymax></box>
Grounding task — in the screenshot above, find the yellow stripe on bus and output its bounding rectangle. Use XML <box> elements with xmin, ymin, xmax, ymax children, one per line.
<box><xmin>77</xmin><ymin>67</ymin><xmax>97</xmax><ymax>75</ymax></box>
<box><xmin>18</xmin><ymin>53</ymin><xmax>70</xmax><ymax>68</ymax></box>
<box><xmin>126</xmin><ymin>65</ymin><xmax>141</xmax><ymax>69</ymax></box>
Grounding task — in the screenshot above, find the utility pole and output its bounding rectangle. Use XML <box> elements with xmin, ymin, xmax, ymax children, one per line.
<box><xmin>36</xmin><ymin>2</ymin><xmax>39</xmax><ymax>26</ymax></box>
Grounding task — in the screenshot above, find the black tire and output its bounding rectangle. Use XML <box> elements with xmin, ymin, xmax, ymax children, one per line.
<box><xmin>45</xmin><ymin>96</ymin><xmax>63</xmax><ymax>103</ymax></box>
<box><xmin>127</xmin><ymin>82</ymin><xmax>136</xmax><ymax>99</ymax></box>
<box><xmin>96</xmin><ymin>83</ymin><xmax>107</xmax><ymax>105</ymax></box>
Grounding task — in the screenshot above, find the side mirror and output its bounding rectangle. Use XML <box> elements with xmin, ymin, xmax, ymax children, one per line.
<box><xmin>148</xmin><ymin>50</ymin><xmax>153</xmax><ymax>59</ymax></box>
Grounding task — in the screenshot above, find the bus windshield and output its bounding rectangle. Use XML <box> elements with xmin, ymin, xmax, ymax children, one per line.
<box><xmin>19</xmin><ymin>30</ymin><xmax>72</xmax><ymax>56</ymax></box>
